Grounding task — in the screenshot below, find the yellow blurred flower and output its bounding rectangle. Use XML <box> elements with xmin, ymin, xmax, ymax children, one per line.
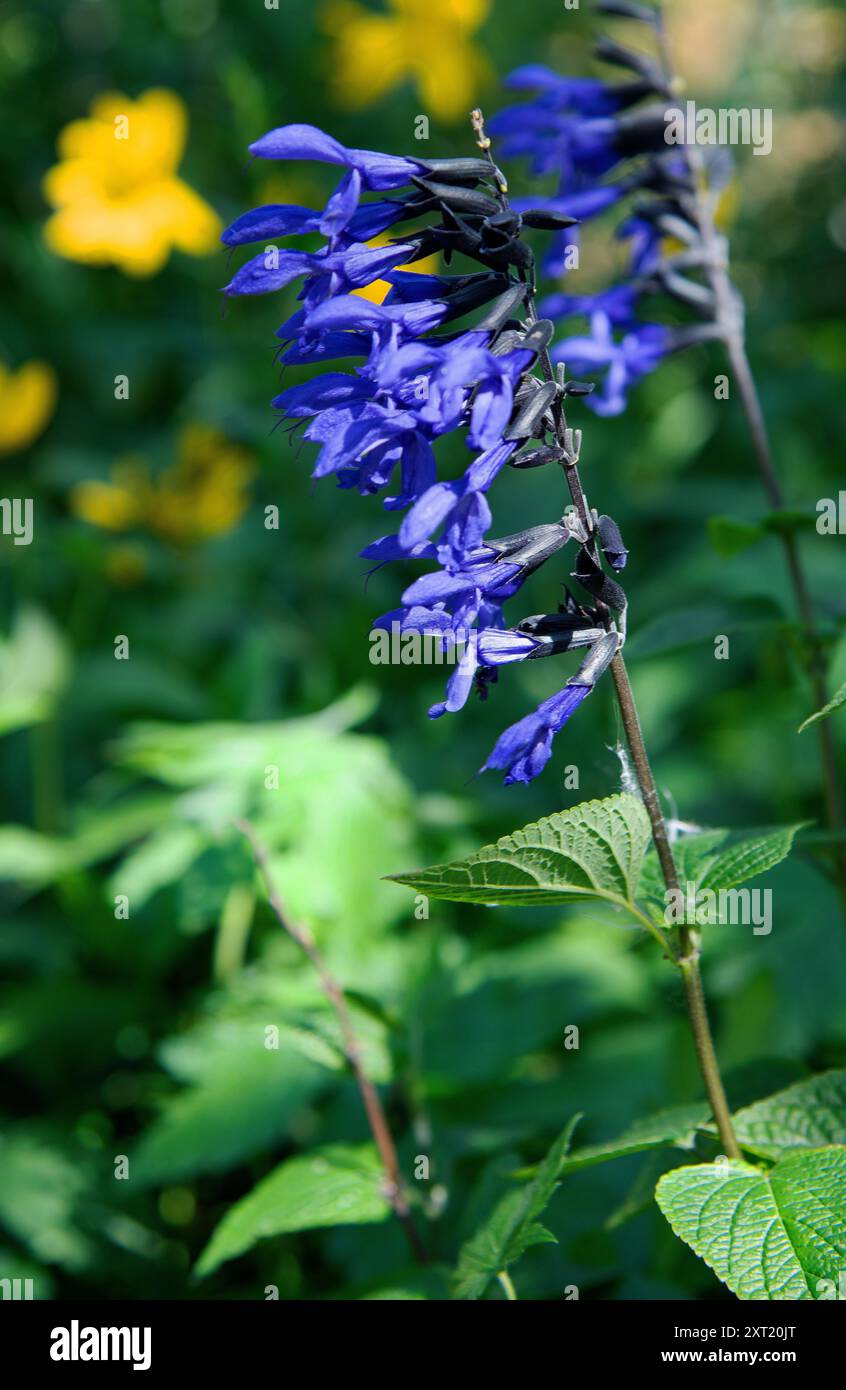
<box><xmin>354</xmin><ymin>234</ymin><xmax>439</xmax><ymax>304</ymax></box>
<box><xmin>71</xmin><ymin>424</ymin><xmax>255</xmax><ymax>546</ymax></box>
<box><xmin>0</xmin><ymin>361</ymin><xmax>57</xmax><ymax>455</ymax></box>
<box><xmin>43</xmin><ymin>89</ymin><xmax>222</xmax><ymax>276</ymax></box>
<box><xmin>321</xmin><ymin>0</ymin><xmax>491</xmax><ymax>122</ymax></box>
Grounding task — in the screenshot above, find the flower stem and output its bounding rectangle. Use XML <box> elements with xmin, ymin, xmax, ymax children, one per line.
<box><xmin>236</xmin><ymin>819</ymin><xmax>429</xmax><ymax>1265</ymax></box>
<box><xmin>475</xmin><ymin>106</ymin><xmax>742</xmax><ymax>1160</ymax></box>
<box><xmin>530</xmin><ymin>302</ymin><xmax>741</xmax><ymax>1158</ymax></box>
<box><xmin>723</xmin><ymin>330</ymin><xmax>846</xmax><ymax>918</ymax></box>
<box><xmin>553</xmin><ymin>394</ymin><xmax>741</xmax><ymax>1158</ymax></box>
<box><xmin>497</xmin><ymin>1270</ymin><xmax>518</xmax><ymax>1300</ymax></box>
<box><xmin>609</xmin><ymin>654</ymin><xmax>741</xmax><ymax>1159</ymax></box>
<box><xmin>655</xmin><ymin>12</ymin><xmax>846</xmax><ymax>926</ymax></box>
<box><xmin>678</xmin><ymin>955</ymin><xmax>741</xmax><ymax>1160</ymax></box>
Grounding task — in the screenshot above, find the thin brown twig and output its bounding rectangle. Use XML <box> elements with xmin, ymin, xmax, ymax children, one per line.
<box><xmin>235</xmin><ymin>818</ymin><xmax>429</xmax><ymax>1264</ymax></box>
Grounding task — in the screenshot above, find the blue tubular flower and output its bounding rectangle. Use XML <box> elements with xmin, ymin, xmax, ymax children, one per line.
<box><xmin>483</xmin><ymin>630</ymin><xmax>620</xmax><ymax>784</ymax></box>
<box><xmin>493</xmin><ymin>10</ymin><xmax>724</xmax><ymax>408</ymax></box>
<box><xmin>247</xmin><ymin>124</ymin><xmax>424</xmax><ymax>191</ymax></box>
<box><xmin>484</xmin><ymin>683</ymin><xmax>593</xmax><ymax>784</ymax></box>
<box><xmin>224</xmin><ymin>238</ymin><xmax>421</xmax><ymax>298</ymax></box>
<box><xmin>552</xmin><ymin>311</ymin><xmax>670</xmax><ymax>416</ymax></box>
<box><xmin>398</xmin><ymin>441</ymin><xmax>517</xmax><ymax>568</ymax></box>
<box><xmin>225</xmin><ymin>116</ymin><xmax>627</xmax><ymax>786</ymax></box>
<box><xmin>428</xmin><ymin>627</ymin><xmax>547</xmax><ymax>720</ymax></box>
<box><xmin>539</xmin><ymin>284</ymin><xmax>641</xmax><ymax>328</ymax></box>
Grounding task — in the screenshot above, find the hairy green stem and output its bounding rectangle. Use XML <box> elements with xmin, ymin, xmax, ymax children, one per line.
<box><xmin>531</xmin><ymin>311</ymin><xmax>740</xmax><ymax>1159</ymax></box>
<box><xmin>474</xmin><ymin>107</ymin><xmax>742</xmax><ymax>1161</ymax></box>
<box><xmin>552</xmin><ymin>365</ymin><xmax>741</xmax><ymax>1158</ymax></box>
<box><xmin>610</xmin><ymin>655</ymin><xmax>741</xmax><ymax>1159</ymax></box>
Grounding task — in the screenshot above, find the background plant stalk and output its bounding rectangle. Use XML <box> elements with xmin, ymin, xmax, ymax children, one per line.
<box><xmin>237</xmin><ymin>819</ymin><xmax>429</xmax><ymax>1264</ymax></box>
<box><xmin>654</xmin><ymin>11</ymin><xmax>846</xmax><ymax>928</ymax></box>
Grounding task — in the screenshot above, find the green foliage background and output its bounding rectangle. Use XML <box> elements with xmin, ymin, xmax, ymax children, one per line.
<box><xmin>1</xmin><ymin>0</ymin><xmax>845</xmax><ymax>1300</ymax></box>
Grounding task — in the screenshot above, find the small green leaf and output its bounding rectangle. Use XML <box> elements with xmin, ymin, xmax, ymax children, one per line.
<box><xmin>559</xmin><ymin>1104</ymin><xmax>709</xmax><ymax>1174</ymax></box>
<box><xmin>731</xmin><ymin>1071</ymin><xmax>846</xmax><ymax>1161</ymax></box>
<box><xmin>388</xmin><ymin>794</ymin><xmax>651</xmax><ymax>910</ymax></box>
<box><xmin>0</xmin><ymin>607</ymin><xmax>70</xmax><ymax>736</ymax></box>
<box><xmin>638</xmin><ymin>824</ymin><xmax>800</xmax><ymax>916</ymax></box>
<box><xmin>799</xmin><ymin>681</ymin><xmax>846</xmax><ymax>734</ymax></box>
<box><xmin>698</xmin><ymin>824</ymin><xmax>803</xmax><ymax>892</ymax></box>
<box><xmin>656</xmin><ymin>1147</ymin><xmax>846</xmax><ymax>1300</ymax></box>
<box><xmin>195</xmin><ymin>1144</ymin><xmax>391</xmax><ymax>1278</ymax></box>
<box><xmin>708</xmin><ymin>515</ymin><xmax>764</xmax><ymax>558</ymax></box>
<box><xmin>453</xmin><ymin>1117</ymin><xmax>579</xmax><ymax>1300</ymax></box>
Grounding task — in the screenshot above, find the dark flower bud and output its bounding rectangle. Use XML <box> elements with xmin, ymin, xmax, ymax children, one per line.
<box><xmin>614</xmin><ymin>103</ymin><xmax>676</xmax><ymax>157</ymax></box>
<box><xmin>411</xmin><ymin>177</ymin><xmax>501</xmax><ymax>218</ymax></box>
<box><xmin>485</xmin><ymin>209</ymin><xmax>522</xmax><ymax>236</ymax></box>
<box><xmin>521</xmin><ymin>209</ymin><xmax>580</xmax><ymax>231</ymax></box>
<box><xmin>504</xmin><ymin>380</ymin><xmax>559</xmax><ymax>440</ymax></box>
<box><xmin>520</xmin><ymin>319</ymin><xmax>555</xmax><ymax>355</ymax></box>
<box><xmin>595</xmin><ymin>36</ymin><xmax>669</xmax><ymax>92</ymax></box>
<box><xmin>509</xmin><ymin>445</ymin><xmax>566</xmax><ymax>469</ymax></box>
<box><xmin>490</xmin><ymin>326</ymin><xmax>533</xmax><ymax>356</ymax></box>
<box><xmin>597</xmin><ymin>514</ymin><xmax>629</xmax><ymax>571</ymax></box>
<box><xmin>487</xmin><ymin>522</ymin><xmax>571</xmax><ymax>569</ymax></box>
<box><xmin>597</xmin><ymin>0</ymin><xmax>660</xmax><ymax>24</ymax></box>
<box><xmin>516</xmin><ymin>612</ymin><xmax>606</xmax><ymax>657</ymax></box>
<box><xmin>437</xmin><ymin>274</ymin><xmax>515</xmax><ymax>322</ymax></box>
<box><xmin>574</xmin><ymin>545</ymin><xmax>627</xmax><ymax>610</ymax></box>
<box><xmin>571</xmin><ymin>630</ymin><xmax>621</xmax><ymax>687</ymax></box>
<box><xmin>474</xmin><ymin>282</ymin><xmax>529</xmax><ymax>331</ymax></box>
<box><xmin>417</xmin><ymin>156</ymin><xmax>497</xmax><ymax>184</ymax></box>
<box><xmin>640</xmin><ymin>159</ymin><xmax>696</xmax><ymax>196</ymax></box>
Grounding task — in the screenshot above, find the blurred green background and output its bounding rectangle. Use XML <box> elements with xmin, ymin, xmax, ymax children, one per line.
<box><xmin>1</xmin><ymin>0</ymin><xmax>845</xmax><ymax>1300</ymax></box>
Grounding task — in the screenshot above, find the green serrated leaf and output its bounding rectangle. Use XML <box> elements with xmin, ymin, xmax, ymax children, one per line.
<box><xmin>453</xmin><ymin>1117</ymin><xmax>579</xmax><ymax>1300</ymax></box>
<box><xmin>638</xmin><ymin>830</ymin><xmax>729</xmax><ymax>910</ymax></box>
<box><xmin>388</xmin><ymin>794</ymin><xmax>651</xmax><ymax>911</ymax></box>
<box><xmin>195</xmin><ymin>1144</ymin><xmax>391</xmax><ymax>1278</ymax></box>
<box><xmin>698</xmin><ymin>824</ymin><xmax>803</xmax><ymax>892</ymax></box>
<box><xmin>656</xmin><ymin>1147</ymin><xmax>846</xmax><ymax>1300</ymax></box>
<box><xmin>731</xmin><ymin>1071</ymin><xmax>846</xmax><ymax>1160</ymax></box>
<box><xmin>559</xmin><ymin>1103</ymin><xmax>709</xmax><ymax>1174</ymax></box>
<box><xmin>799</xmin><ymin>681</ymin><xmax>846</xmax><ymax>734</ymax></box>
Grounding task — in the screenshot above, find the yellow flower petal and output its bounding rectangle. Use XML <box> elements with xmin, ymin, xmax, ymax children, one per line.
<box><xmin>156</xmin><ymin>179</ymin><xmax>224</xmax><ymax>256</ymax></box>
<box><xmin>71</xmin><ymin>481</ymin><xmax>144</xmax><ymax>531</ymax></box>
<box><xmin>413</xmin><ymin>37</ymin><xmax>490</xmax><ymax>121</ymax></box>
<box><xmin>0</xmin><ymin>361</ymin><xmax>58</xmax><ymax>455</ymax></box>
<box><xmin>153</xmin><ymin>425</ymin><xmax>255</xmax><ymax>543</ymax></box>
<box><xmin>320</xmin><ymin>0</ymin><xmax>490</xmax><ymax>118</ymax></box>
<box><xmin>390</xmin><ymin>0</ymin><xmax>490</xmax><ymax>31</ymax></box>
<box><xmin>353</xmin><ymin>234</ymin><xmax>438</xmax><ymax>304</ymax></box>
<box><xmin>322</xmin><ymin>3</ymin><xmax>411</xmax><ymax>109</ymax></box>
<box><xmin>43</xmin><ymin>87</ymin><xmax>218</xmax><ymax>275</ymax></box>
